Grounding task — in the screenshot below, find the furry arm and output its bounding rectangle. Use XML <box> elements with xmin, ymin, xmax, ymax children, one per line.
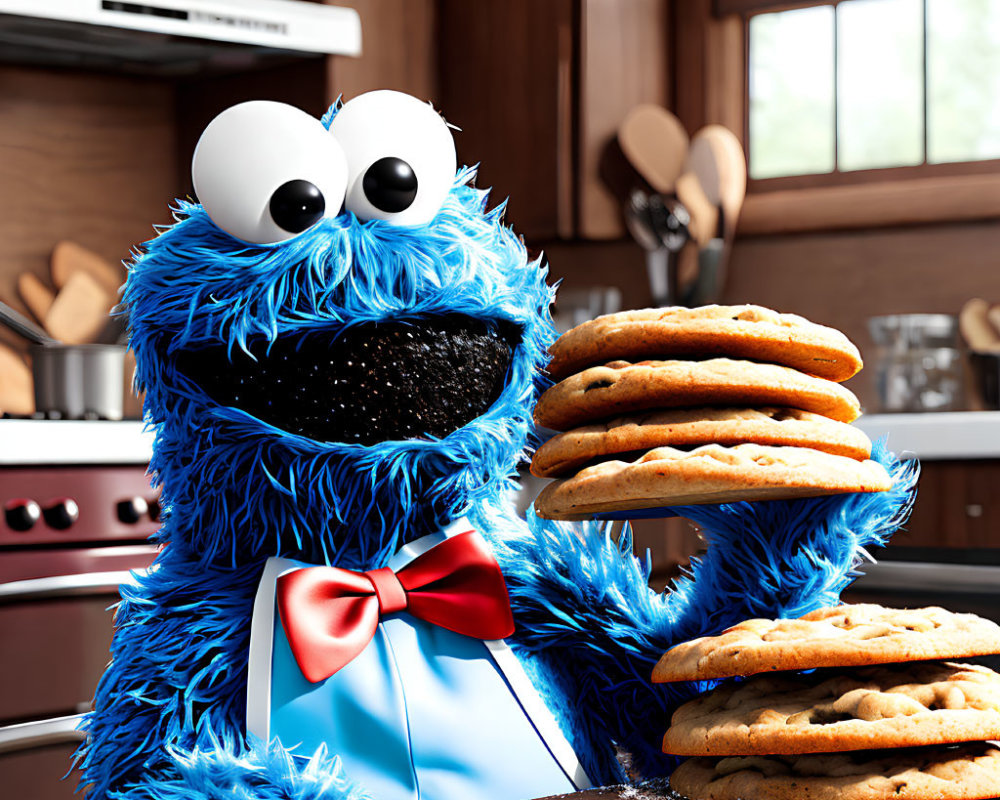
<box><xmin>104</xmin><ymin>734</ymin><xmax>369</xmax><ymax>800</ymax></box>
<box><xmin>498</xmin><ymin>442</ymin><xmax>918</xmax><ymax>783</ymax></box>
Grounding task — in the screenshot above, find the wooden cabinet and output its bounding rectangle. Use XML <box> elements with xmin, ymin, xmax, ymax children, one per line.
<box><xmin>438</xmin><ymin>0</ymin><xmax>671</xmax><ymax>243</ymax></box>
<box><xmin>633</xmin><ymin>459</ymin><xmax>1000</xmax><ymax>589</ymax></box>
<box><xmin>894</xmin><ymin>460</ymin><xmax>1000</xmax><ymax>551</ymax></box>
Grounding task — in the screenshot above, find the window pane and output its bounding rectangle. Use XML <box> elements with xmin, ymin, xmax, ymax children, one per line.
<box><xmin>838</xmin><ymin>0</ymin><xmax>924</xmax><ymax>171</ymax></box>
<box><xmin>749</xmin><ymin>6</ymin><xmax>835</xmax><ymax>179</ymax></box>
<box><xmin>927</xmin><ymin>0</ymin><xmax>1000</xmax><ymax>164</ymax></box>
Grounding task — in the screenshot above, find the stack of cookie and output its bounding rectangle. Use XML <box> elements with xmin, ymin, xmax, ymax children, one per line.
<box><xmin>532</xmin><ymin>305</ymin><xmax>892</xmax><ymax>520</ymax></box>
<box><xmin>654</xmin><ymin>604</ymin><xmax>1000</xmax><ymax>800</ymax></box>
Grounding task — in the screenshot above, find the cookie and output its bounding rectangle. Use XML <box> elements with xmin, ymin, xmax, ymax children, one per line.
<box><xmin>652</xmin><ymin>604</ymin><xmax>1000</xmax><ymax>684</ymax></box>
<box><xmin>546</xmin><ymin>305</ymin><xmax>863</xmax><ymax>382</ymax></box>
<box><xmin>663</xmin><ymin>661</ymin><xmax>1000</xmax><ymax>756</ymax></box>
<box><xmin>533</xmin><ymin>444</ymin><xmax>891</xmax><ymax>519</ymax></box>
<box><xmin>530</xmin><ymin>407</ymin><xmax>873</xmax><ymax>478</ymax></box>
<box><xmin>669</xmin><ymin>742</ymin><xmax>1000</xmax><ymax>800</ymax></box>
<box><xmin>533</xmin><ymin>359</ymin><xmax>862</xmax><ymax>432</ymax></box>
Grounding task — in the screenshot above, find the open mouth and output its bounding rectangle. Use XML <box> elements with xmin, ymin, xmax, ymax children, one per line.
<box><xmin>173</xmin><ymin>316</ymin><xmax>520</xmax><ymax>446</ymax></box>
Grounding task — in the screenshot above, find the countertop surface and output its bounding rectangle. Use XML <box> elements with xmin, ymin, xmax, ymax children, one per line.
<box><xmin>2</xmin><ymin>411</ymin><xmax>999</xmax><ymax>465</ymax></box>
<box><xmin>855</xmin><ymin>411</ymin><xmax>1000</xmax><ymax>460</ymax></box>
<box><xmin>0</xmin><ymin>419</ymin><xmax>154</xmax><ymax>465</ymax></box>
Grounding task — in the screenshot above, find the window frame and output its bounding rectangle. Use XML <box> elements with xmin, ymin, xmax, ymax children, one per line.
<box><xmin>700</xmin><ymin>0</ymin><xmax>1000</xmax><ymax>234</ymax></box>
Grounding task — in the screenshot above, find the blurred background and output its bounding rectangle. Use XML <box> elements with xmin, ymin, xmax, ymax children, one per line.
<box><xmin>1</xmin><ymin>1</ymin><xmax>1000</xmax><ymax>794</ymax></box>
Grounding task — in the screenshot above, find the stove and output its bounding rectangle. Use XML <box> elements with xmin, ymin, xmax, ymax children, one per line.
<box><xmin>0</xmin><ymin>419</ymin><xmax>160</xmax><ymax>799</ymax></box>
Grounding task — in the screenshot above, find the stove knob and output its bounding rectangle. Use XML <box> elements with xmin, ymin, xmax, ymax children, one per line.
<box><xmin>117</xmin><ymin>497</ymin><xmax>149</xmax><ymax>524</ymax></box>
<box><xmin>43</xmin><ymin>498</ymin><xmax>80</xmax><ymax>530</ymax></box>
<box><xmin>5</xmin><ymin>499</ymin><xmax>41</xmax><ymax>532</ymax></box>
<box><xmin>147</xmin><ymin>499</ymin><xmax>161</xmax><ymax>522</ymax></box>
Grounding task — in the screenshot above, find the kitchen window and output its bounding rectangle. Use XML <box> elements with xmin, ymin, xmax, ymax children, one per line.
<box><xmin>748</xmin><ymin>0</ymin><xmax>1000</xmax><ymax>182</ymax></box>
<box><xmin>705</xmin><ymin>0</ymin><xmax>1000</xmax><ymax>233</ymax></box>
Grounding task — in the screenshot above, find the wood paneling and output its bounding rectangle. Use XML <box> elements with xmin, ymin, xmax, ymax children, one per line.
<box><xmin>578</xmin><ymin>0</ymin><xmax>671</xmax><ymax>239</ymax></box>
<box><xmin>438</xmin><ymin>0</ymin><xmax>575</xmax><ymax>242</ymax></box>
<box><xmin>895</xmin><ymin>461</ymin><xmax>1000</xmax><ymax>550</ymax></box>
<box><xmin>672</xmin><ymin>1</ymin><xmax>744</xmax><ymax>143</ymax></box>
<box><xmin>326</xmin><ymin>0</ymin><xmax>438</xmax><ymax>103</ymax></box>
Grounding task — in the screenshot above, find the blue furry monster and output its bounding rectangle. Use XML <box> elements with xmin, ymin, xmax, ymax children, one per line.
<box><xmin>78</xmin><ymin>91</ymin><xmax>917</xmax><ymax>800</ymax></box>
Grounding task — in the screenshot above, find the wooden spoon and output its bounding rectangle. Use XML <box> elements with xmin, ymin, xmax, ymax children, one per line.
<box><xmin>618</xmin><ymin>105</ymin><xmax>689</xmax><ymax>195</ymax></box>
<box><xmin>674</xmin><ymin>172</ymin><xmax>718</xmax><ymax>248</ymax></box>
<box><xmin>45</xmin><ymin>270</ymin><xmax>114</xmax><ymax>346</ymax></box>
<box><xmin>18</xmin><ymin>272</ymin><xmax>55</xmax><ymax>324</ymax></box>
<box><xmin>686</xmin><ymin>125</ymin><xmax>746</xmax><ymax>238</ymax></box>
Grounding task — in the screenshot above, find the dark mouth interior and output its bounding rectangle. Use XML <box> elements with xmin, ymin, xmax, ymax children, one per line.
<box><xmin>174</xmin><ymin>316</ymin><xmax>519</xmax><ymax>446</ymax></box>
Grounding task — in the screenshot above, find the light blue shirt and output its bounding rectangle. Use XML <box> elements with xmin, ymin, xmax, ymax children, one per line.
<box><xmin>247</xmin><ymin>518</ymin><xmax>590</xmax><ymax>800</ymax></box>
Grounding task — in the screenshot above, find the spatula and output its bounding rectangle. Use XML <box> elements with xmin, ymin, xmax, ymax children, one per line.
<box><xmin>618</xmin><ymin>105</ymin><xmax>689</xmax><ymax>195</ymax></box>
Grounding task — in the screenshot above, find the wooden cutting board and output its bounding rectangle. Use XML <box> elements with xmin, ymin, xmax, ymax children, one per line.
<box><xmin>0</xmin><ymin>342</ymin><xmax>33</xmax><ymax>416</ymax></box>
<box><xmin>45</xmin><ymin>270</ymin><xmax>113</xmax><ymax>345</ymax></box>
<box><xmin>51</xmin><ymin>240</ymin><xmax>124</xmax><ymax>297</ymax></box>
<box><xmin>17</xmin><ymin>272</ymin><xmax>55</xmax><ymax>324</ymax></box>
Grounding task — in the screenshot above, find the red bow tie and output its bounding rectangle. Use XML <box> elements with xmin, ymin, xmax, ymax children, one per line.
<box><xmin>276</xmin><ymin>530</ymin><xmax>515</xmax><ymax>683</ymax></box>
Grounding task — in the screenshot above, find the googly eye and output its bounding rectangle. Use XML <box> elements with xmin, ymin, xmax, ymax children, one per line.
<box><xmin>192</xmin><ymin>101</ymin><xmax>348</xmax><ymax>245</ymax></box>
<box><xmin>329</xmin><ymin>90</ymin><xmax>456</xmax><ymax>226</ymax></box>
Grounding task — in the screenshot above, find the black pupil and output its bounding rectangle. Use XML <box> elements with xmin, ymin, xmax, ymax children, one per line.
<box><xmin>269</xmin><ymin>179</ymin><xmax>325</xmax><ymax>233</ymax></box>
<box><xmin>362</xmin><ymin>157</ymin><xmax>418</xmax><ymax>213</ymax></box>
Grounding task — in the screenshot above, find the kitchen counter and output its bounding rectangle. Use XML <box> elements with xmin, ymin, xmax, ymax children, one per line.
<box><xmin>0</xmin><ymin>419</ymin><xmax>153</xmax><ymax>465</ymax></box>
<box><xmin>855</xmin><ymin>411</ymin><xmax>1000</xmax><ymax>460</ymax></box>
<box><xmin>2</xmin><ymin>413</ymin><xmax>998</xmax><ymax>466</ymax></box>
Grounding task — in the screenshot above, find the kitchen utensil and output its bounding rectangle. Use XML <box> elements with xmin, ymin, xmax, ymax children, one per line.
<box><xmin>0</xmin><ymin>342</ymin><xmax>34</xmax><ymax>416</ymax></box>
<box><xmin>45</xmin><ymin>270</ymin><xmax>114</xmax><ymax>346</ymax></box>
<box><xmin>615</xmin><ymin>104</ymin><xmax>696</xmax><ymax>307</ymax></box>
<box><xmin>623</xmin><ymin>189</ymin><xmax>662</xmax><ymax>252</ymax></box>
<box><xmin>31</xmin><ymin>344</ymin><xmax>126</xmax><ymax>421</ymax></box>
<box><xmin>618</xmin><ymin>105</ymin><xmax>689</xmax><ymax>194</ymax></box>
<box><xmin>677</xmin><ymin>124</ymin><xmax>747</xmax><ymax>306</ymax></box>
<box><xmin>645</xmin><ymin>193</ymin><xmax>690</xmax><ymax>251</ymax></box>
<box><xmin>674</xmin><ymin>171</ymin><xmax>717</xmax><ymax>248</ymax></box>
<box><xmin>687</xmin><ymin>125</ymin><xmax>747</xmax><ymax>239</ymax></box>
<box><xmin>51</xmin><ymin>241</ymin><xmax>124</xmax><ymax>296</ymax></box>
<box><xmin>0</xmin><ymin>299</ymin><xmax>59</xmax><ymax>345</ymax></box>
<box><xmin>625</xmin><ymin>190</ymin><xmax>690</xmax><ymax>307</ymax></box>
<box><xmin>17</xmin><ymin>273</ymin><xmax>55</xmax><ymax>324</ymax></box>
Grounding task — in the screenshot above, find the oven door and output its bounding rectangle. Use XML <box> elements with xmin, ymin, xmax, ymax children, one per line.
<box><xmin>0</xmin><ymin>715</ymin><xmax>85</xmax><ymax>800</ymax></box>
<box><xmin>0</xmin><ymin>545</ymin><xmax>157</xmax><ymax>800</ymax></box>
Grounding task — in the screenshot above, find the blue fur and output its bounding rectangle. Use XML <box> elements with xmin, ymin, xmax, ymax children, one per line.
<box><xmin>77</xmin><ymin>98</ymin><xmax>918</xmax><ymax>799</ymax></box>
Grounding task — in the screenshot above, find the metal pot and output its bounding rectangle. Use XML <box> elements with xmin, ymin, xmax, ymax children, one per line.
<box><xmin>30</xmin><ymin>344</ymin><xmax>126</xmax><ymax>421</ymax></box>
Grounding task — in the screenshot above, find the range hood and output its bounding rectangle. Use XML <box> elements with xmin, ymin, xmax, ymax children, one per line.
<box><xmin>0</xmin><ymin>0</ymin><xmax>362</xmax><ymax>76</ymax></box>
